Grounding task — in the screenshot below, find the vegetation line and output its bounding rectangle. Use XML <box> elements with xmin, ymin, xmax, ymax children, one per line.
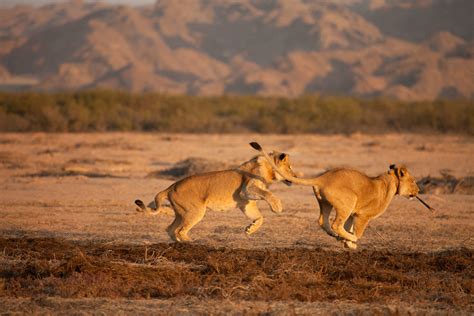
<box><xmin>0</xmin><ymin>91</ymin><xmax>472</xmax><ymax>134</ymax></box>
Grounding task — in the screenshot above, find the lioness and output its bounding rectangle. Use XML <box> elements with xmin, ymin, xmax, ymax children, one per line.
<box><xmin>135</xmin><ymin>151</ymin><xmax>296</xmax><ymax>242</ymax></box>
<box><xmin>250</xmin><ymin>142</ymin><xmax>420</xmax><ymax>249</ymax></box>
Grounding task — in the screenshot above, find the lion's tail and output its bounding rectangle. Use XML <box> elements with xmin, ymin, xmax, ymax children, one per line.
<box><xmin>249</xmin><ymin>142</ymin><xmax>318</xmax><ymax>186</ymax></box>
<box><xmin>312</xmin><ymin>185</ymin><xmax>322</xmax><ymax>200</ymax></box>
<box><xmin>135</xmin><ymin>186</ymin><xmax>173</xmax><ymax>216</ymax></box>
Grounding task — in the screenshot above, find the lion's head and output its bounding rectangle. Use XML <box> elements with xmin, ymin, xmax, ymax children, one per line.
<box><xmin>389</xmin><ymin>164</ymin><xmax>419</xmax><ymax>198</ymax></box>
<box><xmin>270</xmin><ymin>151</ymin><xmax>296</xmax><ymax>186</ymax></box>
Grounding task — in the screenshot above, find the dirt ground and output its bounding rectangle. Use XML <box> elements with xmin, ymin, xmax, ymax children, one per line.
<box><xmin>0</xmin><ymin>133</ymin><xmax>473</xmax><ymax>314</ymax></box>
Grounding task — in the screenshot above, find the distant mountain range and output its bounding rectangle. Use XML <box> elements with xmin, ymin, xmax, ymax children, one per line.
<box><xmin>0</xmin><ymin>0</ymin><xmax>154</xmax><ymax>7</ymax></box>
<box><xmin>1</xmin><ymin>0</ymin><xmax>473</xmax><ymax>100</ymax></box>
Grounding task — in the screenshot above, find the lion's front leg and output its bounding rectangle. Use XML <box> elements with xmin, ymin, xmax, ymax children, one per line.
<box><xmin>343</xmin><ymin>215</ymin><xmax>370</xmax><ymax>250</ymax></box>
<box><xmin>343</xmin><ymin>215</ymin><xmax>357</xmax><ymax>249</ymax></box>
<box><xmin>241</xmin><ymin>180</ymin><xmax>283</xmax><ymax>213</ymax></box>
<box><xmin>239</xmin><ymin>201</ymin><xmax>264</xmax><ymax>235</ymax></box>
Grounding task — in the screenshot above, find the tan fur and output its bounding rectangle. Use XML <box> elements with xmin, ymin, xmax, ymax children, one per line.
<box><xmin>135</xmin><ymin>152</ymin><xmax>296</xmax><ymax>242</ymax></box>
<box><xmin>251</xmin><ymin>142</ymin><xmax>420</xmax><ymax>249</ymax></box>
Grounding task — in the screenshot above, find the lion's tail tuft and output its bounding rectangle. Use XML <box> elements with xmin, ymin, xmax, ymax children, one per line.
<box><xmin>135</xmin><ymin>199</ymin><xmax>157</xmax><ymax>214</ymax></box>
<box><xmin>249</xmin><ymin>142</ymin><xmax>263</xmax><ymax>151</ymax></box>
<box><xmin>135</xmin><ymin>199</ymin><xmax>147</xmax><ymax>211</ymax></box>
<box><xmin>135</xmin><ymin>187</ymin><xmax>172</xmax><ymax>216</ymax></box>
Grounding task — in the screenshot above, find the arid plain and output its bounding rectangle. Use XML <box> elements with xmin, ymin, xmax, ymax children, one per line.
<box><xmin>0</xmin><ymin>133</ymin><xmax>472</xmax><ymax>314</ymax></box>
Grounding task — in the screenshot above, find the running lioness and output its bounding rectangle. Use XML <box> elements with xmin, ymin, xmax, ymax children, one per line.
<box><xmin>135</xmin><ymin>151</ymin><xmax>296</xmax><ymax>242</ymax></box>
<box><xmin>250</xmin><ymin>142</ymin><xmax>420</xmax><ymax>249</ymax></box>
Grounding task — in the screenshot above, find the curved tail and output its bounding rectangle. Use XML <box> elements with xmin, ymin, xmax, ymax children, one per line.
<box><xmin>249</xmin><ymin>142</ymin><xmax>318</xmax><ymax>187</ymax></box>
<box><xmin>135</xmin><ymin>187</ymin><xmax>173</xmax><ymax>216</ymax></box>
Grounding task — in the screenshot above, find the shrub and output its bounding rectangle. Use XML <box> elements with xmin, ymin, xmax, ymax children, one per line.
<box><xmin>0</xmin><ymin>91</ymin><xmax>472</xmax><ymax>134</ymax></box>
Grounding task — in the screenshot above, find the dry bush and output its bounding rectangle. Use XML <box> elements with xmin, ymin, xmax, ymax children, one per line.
<box><xmin>22</xmin><ymin>168</ymin><xmax>125</xmax><ymax>179</ymax></box>
<box><xmin>0</xmin><ymin>91</ymin><xmax>472</xmax><ymax>134</ymax></box>
<box><xmin>418</xmin><ymin>174</ymin><xmax>474</xmax><ymax>194</ymax></box>
<box><xmin>147</xmin><ymin>157</ymin><xmax>234</xmax><ymax>180</ymax></box>
<box><xmin>0</xmin><ymin>238</ymin><xmax>472</xmax><ymax>309</ymax></box>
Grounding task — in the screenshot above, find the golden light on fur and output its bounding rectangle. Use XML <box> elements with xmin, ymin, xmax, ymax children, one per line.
<box><xmin>251</xmin><ymin>142</ymin><xmax>422</xmax><ymax>250</ymax></box>
<box><xmin>135</xmin><ymin>150</ymin><xmax>296</xmax><ymax>242</ymax></box>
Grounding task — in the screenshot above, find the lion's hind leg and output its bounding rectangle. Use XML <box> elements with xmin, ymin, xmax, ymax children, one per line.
<box><xmin>317</xmin><ymin>199</ymin><xmax>337</xmax><ymax>238</ymax></box>
<box><xmin>240</xmin><ymin>201</ymin><xmax>264</xmax><ymax>235</ymax></box>
<box><xmin>166</xmin><ymin>212</ymin><xmax>183</xmax><ymax>242</ymax></box>
<box><xmin>171</xmin><ymin>201</ymin><xmax>206</xmax><ymax>242</ymax></box>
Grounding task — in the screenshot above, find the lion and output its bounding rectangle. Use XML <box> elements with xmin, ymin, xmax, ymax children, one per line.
<box><xmin>250</xmin><ymin>142</ymin><xmax>420</xmax><ymax>249</ymax></box>
<box><xmin>134</xmin><ymin>151</ymin><xmax>296</xmax><ymax>242</ymax></box>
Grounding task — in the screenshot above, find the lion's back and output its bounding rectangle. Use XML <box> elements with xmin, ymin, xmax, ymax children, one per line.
<box><xmin>171</xmin><ymin>169</ymin><xmax>245</xmax><ymax>203</ymax></box>
<box><xmin>318</xmin><ymin>169</ymin><xmax>377</xmax><ymax>196</ymax></box>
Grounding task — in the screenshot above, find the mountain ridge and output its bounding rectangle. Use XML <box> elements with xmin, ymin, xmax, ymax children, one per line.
<box><xmin>1</xmin><ymin>0</ymin><xmax>473</xmax><ymax>100</ymax></box>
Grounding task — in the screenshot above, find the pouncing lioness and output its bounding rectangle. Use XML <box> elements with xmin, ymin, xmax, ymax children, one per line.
<box><xmin>250</xmin><ymin>142</ymin><xmax>420</xmax><ymax>249</ymax></box>
<box><xmin>135</xmin><ymin>151</ymin><xmax>296</xmax><ymax>242</ymax></box>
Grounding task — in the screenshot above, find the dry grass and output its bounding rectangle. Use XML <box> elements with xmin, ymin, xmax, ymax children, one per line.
<box><xmin>0</xmin><ymin>238</ymin><xmax>472</xmax><ymax>309</ymax></box>
<box><xmin>0</xmin><ymin>132</ymin><xmax>472</xmax><ymax>314</ymax></box>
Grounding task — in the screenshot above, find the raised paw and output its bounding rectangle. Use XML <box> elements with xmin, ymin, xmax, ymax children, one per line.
<box><xmin>270</xmin><ymin>198</ymin><xmax>283</xmax><ymax>213</ymax></box>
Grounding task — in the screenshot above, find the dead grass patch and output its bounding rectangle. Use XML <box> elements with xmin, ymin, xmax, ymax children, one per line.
<box><xmin>0</xmin><ymin>151</ymin><xmax>27</xmax><ymax>169</ymax></box>
<box><xmin>0</xmin><ymin>238</ymin><xmax>471</xmax><ymax>308</ymax></box>
<box><xmin>147</xmin><ymin>157</ymin><xmax>234</xmax><ymax>180</ymax></box>
<box><xmin>417</xmin><ymin>174</ymin><xmax>474</xmax><ymax>194</ymax></box>
<box><xmin>67</xmin><ymin>158</ymin><xmax>131</xmax><ymax>165</ymax></box>
<box><xmin>22</xmin><ymin>169</ymin><xmax>126</xmax><ymax>178</ymax></box>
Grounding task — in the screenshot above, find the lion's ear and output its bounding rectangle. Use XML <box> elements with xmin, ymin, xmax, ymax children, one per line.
<box><xmin>399</xmin><ymin>167</ymin><xmax>407</xmax><ymax>177</ymax></box>
<box><xmin>394</xmin><ymin>167</ymin><xmax>407</xmax><ymax>178</ymax></box>
<box><xmin>388</xmin><ymin>164</ymin><xmax>396</xmax><ymax>174</ymax></box>
<box><xmin>279</xmin><ymin>153</ymin><xmax>289</xmax><ymax>162</ymax></box>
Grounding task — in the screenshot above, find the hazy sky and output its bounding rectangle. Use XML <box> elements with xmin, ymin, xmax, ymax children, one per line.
<box><xmin>1</xmin><ymin>0</ymin><xmax>156</xmax><ymax>6</ymax></box>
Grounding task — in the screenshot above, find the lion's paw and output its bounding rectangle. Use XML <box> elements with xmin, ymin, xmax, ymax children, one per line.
<box><xmin>344</xmin><ymin>241</ymin><xmax>358</xmax><ymax>250</ymax></box>
<box><xmin>245</xmin><ymin>225</ymin><xmax>255</xmax><ymax>235</ymax></box>
<box><xmin>270</xmin><ymin>198</ymin><xmax>283</xmax><ymax>213</ymax></box>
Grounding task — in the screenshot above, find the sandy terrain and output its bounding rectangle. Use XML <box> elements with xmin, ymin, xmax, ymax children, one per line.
<box><xmin>0</xmin><ymin>133</ymin><xmax>473</xmax><ymax>314</ymax></box>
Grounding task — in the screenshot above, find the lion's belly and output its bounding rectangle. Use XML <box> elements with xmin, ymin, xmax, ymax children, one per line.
<box><xmin>206</xmin><ymin>197</ymin><xmax>240</xmax><ymax>212</ymax></box>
